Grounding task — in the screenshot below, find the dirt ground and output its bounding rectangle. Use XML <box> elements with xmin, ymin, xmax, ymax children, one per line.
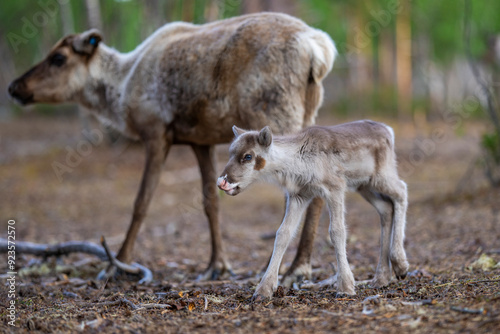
<box><xmin>0</xmin><ymin>113</ymin><xmax>499</xmax><ymax>333</ymax></box>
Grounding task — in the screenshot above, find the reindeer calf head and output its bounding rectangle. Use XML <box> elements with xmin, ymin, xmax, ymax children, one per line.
<box><xmin>217</xmin><ymin>126</ymin><xmax>272</xmax><ymax>196</ymax></box>
<box><xmin>8</xmin><ymin>29</ymin><xmax>102</xmax><ymax>105</ymax></box>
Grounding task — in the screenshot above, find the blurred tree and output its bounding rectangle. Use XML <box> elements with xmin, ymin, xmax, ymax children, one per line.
<box><xmin>2</xmin><ymin>0</ymin><xmax>500</xmax><ymax>123</ymax></box>
<box><xmin>60</xmin><ymin>0</ymin><xmax>74</xmax><ymax>34</ymax></box>
<box><xmin>396</xmin><ymin>0</ymin><xmax>412</xmax><ymax>119</ymax></box>
<box><xmin>86</xmin><ymin>0</ymin><xmax>103</xmax><ymax>30</ymax></box>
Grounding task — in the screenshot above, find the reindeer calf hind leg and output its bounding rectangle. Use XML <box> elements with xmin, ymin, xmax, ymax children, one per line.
<box><xmin>374</xmin><ymin>179</ymin><xmax>409</xmax><ymax>281</ymax></box>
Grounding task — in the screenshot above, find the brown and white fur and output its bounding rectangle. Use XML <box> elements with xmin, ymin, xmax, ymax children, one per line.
<box><xmin>218</xmin><ymin>120</ymin><xmax>409</xmax><ymax>298</ymax></box>
<box><xmin>8</xmin><ymin>13</ymin><xmax>336</xmax><ymax>280</ymax></box>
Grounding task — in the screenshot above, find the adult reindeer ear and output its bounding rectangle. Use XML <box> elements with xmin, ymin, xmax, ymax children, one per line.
<box><xmin>232</xmin><ymin>125</ymin><xmax>246</xmax><ymax>138</ymax></box>
<box><xmin>258</xmin><ymin>126</ymin><xmax>272</xmax><ymax>147</ymax></box>
<box><xmin>72</xmin><ymin>29</ymin><xmax>102</xmax><ymax>55</ymax></box>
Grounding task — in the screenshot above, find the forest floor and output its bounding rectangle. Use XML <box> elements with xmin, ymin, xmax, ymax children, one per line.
<box><xmin>0</xmin><ymin>114</ymin><xmax>499</xmax><ymax>333</ymax></box>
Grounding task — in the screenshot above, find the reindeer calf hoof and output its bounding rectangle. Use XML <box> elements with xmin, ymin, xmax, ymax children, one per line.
<box><xmin>391</xmin><ymin>259</ymin><xmax>409</xmax><ymax>281</ymax></box>
<box><xmin>251</xmin><ymin>294</ymin><xmax>267</xmax><ymax>303</ymax></box>
<box><xmin>396</xmin><ymin>272</ymin><xmax>407</xmax><ymax>280</ymax></box>
<box><xmin>335</xmin><ymin>288</ymin><xmax>356</xmax><ymax>298</ymax></box>
<box><xmin>253</xmin><ymin>285</ymin><xmax>274</xmax><ymax>300</ymax></box>
<box><xmin>370</xmin><ymin>272</ymin><xmax>391</xmax><ymax>288</ymax></box>
<box><xmin>369</xmin><ymin>279</ymin><xmax>389</xmax><ymax>289</ymax></box>
<box><xmin>335</xmin><ymin>292</ymin><xmax>350</xmax><ymax>299</ymax></box>
<box><xmin>281</xmin><ymin>263</ymin><xmax>312</xmax><ymax>288</ymax></box>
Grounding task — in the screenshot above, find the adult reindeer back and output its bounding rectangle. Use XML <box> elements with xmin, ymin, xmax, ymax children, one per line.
<box><xmin>9</xmin><ymin>13</ymin><xmax>337</xmax><ymax>280</ymax></box>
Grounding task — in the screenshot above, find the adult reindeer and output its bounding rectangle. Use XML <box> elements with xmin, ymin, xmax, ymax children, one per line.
<box><xmin>8</xmin><ymin>13</ymin><xmax>336</xmax><ymax>280</ymax></box>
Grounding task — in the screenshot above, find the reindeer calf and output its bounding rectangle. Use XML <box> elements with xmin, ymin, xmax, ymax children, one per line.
<box><xmin>218</xmin><ymin>120</ymin><xmax>409</xmax><ymax>298</ymax></box>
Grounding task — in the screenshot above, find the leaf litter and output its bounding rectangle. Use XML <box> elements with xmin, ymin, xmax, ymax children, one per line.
<box><xmin>0</xmin><ymin>117</ymin><xmax>499</xmax><ymax>332</ymax></box>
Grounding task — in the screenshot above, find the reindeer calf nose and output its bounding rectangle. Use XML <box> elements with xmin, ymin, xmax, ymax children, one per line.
<box><xmin>217</xmin><ymin>178</ymin><xmax>227</xmax><ymax>190</ymax></box>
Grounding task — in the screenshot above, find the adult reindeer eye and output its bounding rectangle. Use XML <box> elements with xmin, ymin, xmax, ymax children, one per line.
<box><xmin>243</xmin><ymin>154</ymin><xmax>252</xmax><ymax>162</ymax></box>
<box><xmin>50</xmin><ymin>53</ymin><xmax>66</xmax><ymax>67</ymax></box>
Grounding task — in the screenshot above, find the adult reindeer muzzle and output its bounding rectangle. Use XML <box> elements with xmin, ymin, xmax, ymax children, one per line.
<box><xmin>8</xmin><ymin>79</ymin><xmax>33</xmax><ymax>105</ymax></box>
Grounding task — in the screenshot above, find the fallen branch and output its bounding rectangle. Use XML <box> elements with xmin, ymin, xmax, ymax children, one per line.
<box><xmin>401</xmin><ymin>299</ymin><xmax>435</xmax><ymax>306</ymax></box>
<box><xmin>0</xmin><ymin>238</ymin><xmax>108</xmax><ymax>260</ymax></box>
<box><xmin>451</xmin><ymin>306</ymin><xmax>485</xmax><ymax>315</ymax></box>
<box><xmin>362</xmin><ymin>294</ymin><xmax>381</xmax><ymax>315</ymax></box>
<box><xmin>0</xmin><ymin>237</ymin><xmax>152</xmax><ymax>284</ymax></box>
<box><xmin>68</xmin><ymin>298</ymin><xmax>171</xmax><ymax>310</ymax></box>
<box><xmin>99</xmin><ymin>236</ymin><xmax>153</xmax><ymax>284</ymax></box>
<box><xmin>434</xmin><ymin>278</ymin><xmax>500</xmax><ymax>289</ymax></box>
<box><xmin>466</xmin><ymin>278</ymin><xmax>500</xmax><ymax>284</ymax></box>
<box><xmin>433</xmin><ymin>281</ymin><xmax>456</xmax><ymax>288</ymax></box>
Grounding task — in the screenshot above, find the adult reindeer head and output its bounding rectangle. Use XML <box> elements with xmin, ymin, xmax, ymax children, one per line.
<box><xmin>8</xmin><ymin>29</ymin><xmax>102</xmax><ymax>105</ymax></box>
<box><xmin>217</xmin><ymin>126</ymin><xmax>272</xmax><ymax>196</ymax></box>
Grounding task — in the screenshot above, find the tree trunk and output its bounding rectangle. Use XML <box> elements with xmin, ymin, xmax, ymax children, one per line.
<box><xmin>243</xmin><ymin>0</ymin><xmax>295</xmax><ymax>14</ymax></box>
<box><xmin>85</xmin><ymin>0</ymin><xmax>103</xmax><ymax>30</ymax></box>
<box><xmin>395</xmin><ymin>0</ymin><xmax>412</xmax><ymax>120</ymax></box>
<box><xmin>60</xmin><ymin>1</ymin><xmax>74</xmax><ymax>34</ymax></box>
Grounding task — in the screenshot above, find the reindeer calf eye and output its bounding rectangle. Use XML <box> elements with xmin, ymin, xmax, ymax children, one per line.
<box><xmin>50</xmin><ymin>53</ymin><xmax>66</xmax><ymax>67</ymax></box>
<box><xmin>243</xmin><ymin>154</ymin><xmax>252</xmax><ymax>161</ymax></box>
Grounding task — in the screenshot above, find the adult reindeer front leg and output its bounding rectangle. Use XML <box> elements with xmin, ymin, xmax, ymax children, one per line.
<box><xmin>192</xmin><ymin>144</ymin><xmax>232</xmax><ymax>280</ymax></box>
<box><xmin>116</xmin><ymin>128</ymin><xmax>172</xmax><ymax>263</ymax></box>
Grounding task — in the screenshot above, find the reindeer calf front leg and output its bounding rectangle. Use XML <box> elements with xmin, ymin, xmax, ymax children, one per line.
<box><xmin>282</xmin><ymin>197</ymin><xmax>324</xmax><ymax>287</ymax></box>
<box><xmin>327</xmin><ymin>191</ymin><xmax>355</xmax><ymax>296</ymax></box>
<box><xmin>254</xmin><ymin>196</ymin><xmax>308</xmax><ymax>299</ymax></box>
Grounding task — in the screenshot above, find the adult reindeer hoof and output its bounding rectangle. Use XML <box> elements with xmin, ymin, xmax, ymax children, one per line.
<box><xmin>197</xmin><ymin>260</ymin><xmax>233</xmax><ymax>281</ymax></box>
<box><xmin>97</xmin><ymin>265</ymin><xmax>118</xmax><ymax>281</ymax></box>
<box><xmin>97</xmin><ymin>237</ymin><xmax>154</xmax><ymax>284</ymax></box>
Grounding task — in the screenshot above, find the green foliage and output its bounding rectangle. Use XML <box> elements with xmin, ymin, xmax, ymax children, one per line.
<box><xmin>2</xmin><ymin>0</ymin><xmax>500</xmax><ymax>119</ymax></box>
<box><xmin>482</xmin><ymin>131</ymin><xmax>500</xmax><ymax>164</ymax></box>
<box><xmin>481</xmin><ymin>130</ymin><xmax>500</xmax><ymax>186</ymax></box>
<box><xmin>3</xmin><ymin>0</ymin><xmax>500</xmax><ymax>74</ymax></box>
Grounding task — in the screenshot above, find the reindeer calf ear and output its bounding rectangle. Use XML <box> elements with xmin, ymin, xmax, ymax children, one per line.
<box><xmin>72</xmin><ymin>29</ymin><xmax>102</xmax><ymax>55</ymax></box>
<box><xmin>232</xmin><ymin>125</ymin><xmax>246</xmax><ymax>138</ymax></box>
<box><xmin>258</xmin><ymin>126</ymin><xmax>272</xmax><ymax>147</ymax></box>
